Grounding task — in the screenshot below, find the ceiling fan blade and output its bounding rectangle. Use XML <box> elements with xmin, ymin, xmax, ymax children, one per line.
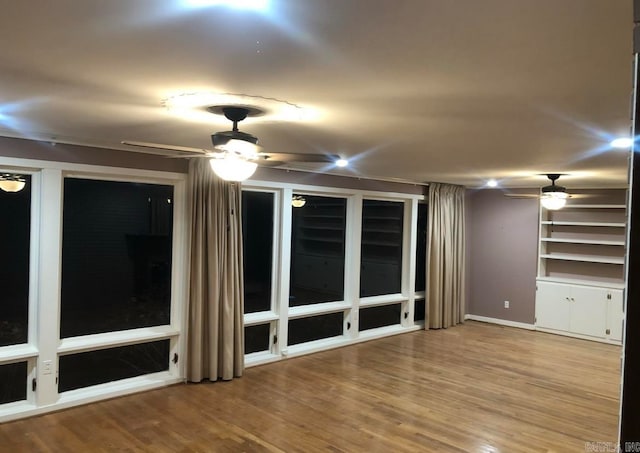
<box><xmin>258</xmin><ymin>153</ymin><xmax>341</xmax><ymax>163</ymax></box>
<box><xmin>121</xmin><ymin>140</ymin><xmax>211</xmax><ymax>155</ymax></box>
<box><xmin>504</xmin><ymin>193</ymin><xmax>540</xmax><ymax>198</ymax></box>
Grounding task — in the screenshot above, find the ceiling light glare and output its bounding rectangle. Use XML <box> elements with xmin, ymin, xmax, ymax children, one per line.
<box><xmin>540</xmin><ymin>192</ymin><xmax>568</xmax><ymax>210</ymax></box>
<box><xmin>162</xmin><ymin>92</ymin><xmax>317</xmax><ymax>123</ymax></box>
<box><xmin>610</xmin><ymin>137</ymin><xmax>633</xmax><ymax>149</ymax></box>
<box><xmin>182</xmin><ymin>0</ymin><xmax>269</xmax><ymax>11</ymax></box>
<box><xmin>486</xmin><ymin>179</ymin><xmax>498</xmax><ymax>188</ymax></box>
<box><xmin>335</xmin><ymin>158</ymin><xmax>349</xmax><ymax>167</ymax></box>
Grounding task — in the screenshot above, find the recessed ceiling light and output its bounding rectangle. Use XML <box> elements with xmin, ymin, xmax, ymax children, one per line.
<box><xmin>486</xmin><ymin>179</ymin><xmax>498</xmax><ymax>188</ymax></box>
<box><xmin>335</xmin><ymin>158</ymin><xmax>349</xmax><ymax>167</ymax></box>
<box><xmin>610</xmin><ymin>137</ymin><xmax>633</xmax><ymax>149</ymax></box>
<box><xmin>182</xmin><ymin>0</ymin><xmax>269</xmax><ymax>10</ymax></box>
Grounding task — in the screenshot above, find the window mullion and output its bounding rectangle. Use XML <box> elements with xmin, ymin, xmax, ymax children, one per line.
<box><xmin>345</xmin><ymin>194</ymin><xmax>363</xmax><ymax>337</ymax></box>
<box><xmin>278</xmin><ymin>188</ymin><xmax>293</xmax><ymax>354</ymax></box>
<box><xmin>36</xmin><ymin>168</ymin><xmax>64</xmax><ymax>406</ymax></box>
<box><xmin>404</xmin><ymin>198</ymin><xmax>418</xmax><ymax>326</ymax></box>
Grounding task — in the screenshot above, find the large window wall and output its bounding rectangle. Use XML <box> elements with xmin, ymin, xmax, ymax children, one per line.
<box><xmin>0</xmin><ymin>162</ymin><xmax>187</xmax><ymax>422</ymax></box>
<box><xmin>242</xmin><ymin>183</ymin><xmax>426</xmax><ymax>366</ymax></box>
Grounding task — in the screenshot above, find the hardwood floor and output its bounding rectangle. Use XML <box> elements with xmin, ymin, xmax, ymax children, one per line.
<box><xmin>0</xmin><ymin>322</ymin><xmax>621</xmax><ymax>452</ymax></box>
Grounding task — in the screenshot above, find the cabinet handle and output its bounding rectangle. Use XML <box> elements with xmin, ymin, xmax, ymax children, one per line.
<box><xmin>565</xmin><ymin>297</ymin><xmax>570</xmax><ymax>301</ymax></box>
<box><xmin>571</xmin><ymin>298</ymin><xmax>575</xmax><ymax>302</ymax></box>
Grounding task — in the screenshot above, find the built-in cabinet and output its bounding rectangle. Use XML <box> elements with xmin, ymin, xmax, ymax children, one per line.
<box><xmin>535</xmin><ymin>190</ymin><xmax>626</xmax><ymax>344</ymax></box>
<box><xmin>535</xmin><ymin>281</ymin><xmax>622</xmax><ymax>341</ymax></box>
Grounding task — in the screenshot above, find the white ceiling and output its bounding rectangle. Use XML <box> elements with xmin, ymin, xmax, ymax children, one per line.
<box><xmin>0</xmin><ymin>0</ymin><xmax>633</xmax><ymax>188</ymax></box>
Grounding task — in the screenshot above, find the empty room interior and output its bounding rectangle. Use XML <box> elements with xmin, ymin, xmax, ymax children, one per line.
<box><xmin>0</xmin><ymin>1</ymin><xmax>639</xmax><ymax>451</ymax></box>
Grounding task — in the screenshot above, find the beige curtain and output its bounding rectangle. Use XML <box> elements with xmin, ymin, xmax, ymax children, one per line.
<box><xmin>186</xmin><ymin>159</ymin><xmax>244</xmax><ymax>382</ymax></box>
<box><xmin>426</xmin><ymin>183</ymin><xmax>465</xmax><ymax>329</ymax></box>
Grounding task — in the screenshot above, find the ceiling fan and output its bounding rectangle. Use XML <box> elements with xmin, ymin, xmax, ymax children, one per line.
<box><xmin>122</xmin><ymin>106</ymin><xmax>347</xmax><ymax>181</ymax></box>
<box><xmin>0</xmin><ymin>173</ymin><xmax>27</xmax><ymax>193</ymax></box>
<box><xmin>504</xmin><ymin>174</ymin><xmax>572</xmax><ymax>210</ymax></box>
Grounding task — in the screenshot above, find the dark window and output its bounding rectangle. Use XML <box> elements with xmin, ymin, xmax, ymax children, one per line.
<box><xmin>289</xmin><ymin>195</ymin><xmax>346</xmax><ymax>306</ymax></box>
<box><xmin>0</xmin><ymin>361</ymin><xmax>28</xmax><ymax>404</ymax></box>
<box><xmin>415</xmin><ymin>203</ymin><xmax>428</xmax><ymax>292</ymax></box>
<box><xmin>288</xmin><ymin>312</ymin><xmax>344</xmax><ymax>345</ymax></box>
<box><xmin>414</xmin><ymin>299</ymin><xmax>426</xmax><ymax>322</ymax></box>
<box><xmin>245</xmin><ymin>324</ymin><xmax>271</xmax><ymax>354</ymax></box>
<box><xmin>0</xmin><ymin>175</ymin><xmax>31</xmax><ymax>346</ymax></box>
<box><xmin>61</xmin><ymin>179</ymin><xmax>173</xmax><ymax>338</ymax></box>
<box><xmin>242</xmin><ymin>191</ymin><xmax>274</xmax><ymax>314</ymax></box>
<box><xmin>58</xmin><ymin>340</ymin><xmax>170</xmax><ymax>392</ymax></box>
<box><xmin>360</xmin><ymin>200</ymin><xmax>404</xmax><ymax>297</ymax></box>
<box><xmin>359</xmin><ymin>304</ymin><xmax>402</xmax><ymax>331</ymax></box>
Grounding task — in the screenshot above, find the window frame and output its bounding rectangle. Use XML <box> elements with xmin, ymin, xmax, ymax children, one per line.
<box><xmin>243</xmin><ymin>180</ymin><xmax>426</xmax><ymax>365</ymax></box>
<box><xmin>0</xmin><ymin>157</ymin><xmax>188</xmax><ymax>423</ymax></box>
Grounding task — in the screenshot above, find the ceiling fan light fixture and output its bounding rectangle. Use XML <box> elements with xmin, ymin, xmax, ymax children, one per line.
<box><xmin>216</xmin><ymin>138</ymin><xmax>259</xmax><ymax>158</ymax></box>
<box><xmin>0</xmin><ymin>173</ymin><xmax>26</xmax><ymax>193</ymax></box>
<box><xmin>291</xmin><ymin>195</ymin><xmax>306</xmax><ymax>208</ymax></box>
<box><xmin>540</xmin><ymin>191</ymin><xmax>568</xmax><ymax>210</ymax></box>
<box><xmin>209</xmin><ymin>157</ymin><xmax>258</xmax><ymax>182</ymax></box>
<box><xmin>0</xmin><ymin>179</ymin><xmax>26</xmax><ymax>192</ymax></box>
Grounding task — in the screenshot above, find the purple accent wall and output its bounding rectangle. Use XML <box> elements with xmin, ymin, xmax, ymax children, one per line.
<box><xmin>466</xmin><ymin>189</ymin><xmax>539</xmax><ymax>324</ymax></box>
<box><xmin>0</xmin><ymin>136</ymin><xmax>189</xmax><ymax>173</ymax></box>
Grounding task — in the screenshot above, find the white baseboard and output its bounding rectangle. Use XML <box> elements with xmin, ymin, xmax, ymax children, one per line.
<box><xmin>464</xmin><ymin>314</ymin><xmax>535</xmax><ymax>330</ymax></box>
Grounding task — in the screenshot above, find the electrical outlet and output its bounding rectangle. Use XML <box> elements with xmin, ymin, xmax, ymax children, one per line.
<box><xmin>504</xmin><ymin>300</ymin><xmax>510</xmax><ymax>309</ymax></box>
<box><xmin>42</xmin><ymin>360</ymin><xmax>53</xmax><ymax>375</ymax></box>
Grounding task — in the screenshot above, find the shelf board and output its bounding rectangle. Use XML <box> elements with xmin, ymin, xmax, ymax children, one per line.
<box><xmin>540</xmin><ymin>238</ymin><xmax>625</xmax><ymax>246</ymax></box>
<box><xmin>363</xmin><ymin>228</ymin><xmax>402</xmax><ymax>234</ymax></box>
<box><xmin>562</xmin><ymin>204</ymin><xmax>626</xmax><ymax>209</ymax></box>
<box><xmin>541</xmin><ymin>221</ymin><xmax>626</xmax><ymax>227</ymax></box>
<box><xmin>363</xmin><ymin>216</ymin><xmax>403</xmax><ymax>221</ymax></box>
<box><xmin>540</xmin><ymin>253</ymin><xmax>624</xmax><ymax>264</ymax></box>
<box><xmin>537</xmin><ymin>276</ymin><xmax>625</xmax><ymax>289</ymax></box>
<box><xmin>299</xmin><ymin>237</ymin><xmax>343</xmax><ymax>244</ymax></box>
<box><xmin>301</xmin><ymin>226</ymin><xmax>344</xmax><ymax>231</ymax></box>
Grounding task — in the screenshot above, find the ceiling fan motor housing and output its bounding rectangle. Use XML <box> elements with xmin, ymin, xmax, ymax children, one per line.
<box><xmin>541</xmin><ymin>173</ymin><xmax>566</xmax><ymax>193</ymax></box>
<box><xmin>211</xmin><ymin>130</ymin><xmax>259</xmax><ymax>148</ymax></box>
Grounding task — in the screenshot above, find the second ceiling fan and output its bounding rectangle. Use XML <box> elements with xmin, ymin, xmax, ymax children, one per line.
<box><xmin>505</xmin><ymin>174</ymin><xmax>574</xmax><ymax>210</ymax></box>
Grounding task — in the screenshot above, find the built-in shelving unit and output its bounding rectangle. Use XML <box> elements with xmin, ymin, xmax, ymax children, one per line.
<box><xmin>535</xmin><ymin>189</ymin><xmax>627</xmax><ymax>344</ymax></box>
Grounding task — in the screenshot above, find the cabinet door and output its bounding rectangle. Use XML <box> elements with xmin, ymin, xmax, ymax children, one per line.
<box><xmin>607</xmin><ymin>289</ymin><xmax>624</xmax><ymax>342</ymax></box>
<box><xmin>569</xmin><ymin>285</ymin><xmax>608</xmax><ymax>338</ymax></box>
<box><xmin>535</xmin><ymin>281</ymin><xmax>571</xmax><ymax>331</ymax></box>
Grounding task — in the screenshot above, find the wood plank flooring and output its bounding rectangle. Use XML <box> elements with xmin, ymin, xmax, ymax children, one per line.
<box><xmin>0</xmin><ymin>321</ymin><xmax>622</xmax><ymax>452</ymax></box>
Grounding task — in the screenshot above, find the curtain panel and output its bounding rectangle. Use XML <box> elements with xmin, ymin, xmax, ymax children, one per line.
<box><xmin>426</xmin><ymin>183</ymin><xmax>465</xmax><ymax>329</ymax></box>
<box><xmin>186</xmin><ymin>159</ymin><xmax>244</xmax><ymax>382</ymax></box>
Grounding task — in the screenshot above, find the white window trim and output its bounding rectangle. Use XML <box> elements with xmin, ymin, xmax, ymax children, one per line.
<box><xmin>0</xmin><ymin>156</ymin><xmax>188</xmax><ymax>422</ymax></box>
<box><xmin>242</xmin><ymin>178</ymin><xmax>426</xmax><ymax>367</ymax></box>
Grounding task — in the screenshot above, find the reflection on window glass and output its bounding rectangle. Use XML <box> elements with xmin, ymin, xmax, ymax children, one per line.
<box><xmin>242</xmin><ymin>191</ymin><xmax>274</xmax><ymax>314</ymax></box>
<box><xmin>414</xmin><ymin>299</ymin><xmax>426</xmax><ymax>322</ymax></box>
<box><xmin>0</xmin><ymin>361</ymin><xmax>28</xmax><ymax>404</ymax></box>
<box><xmin>245</xmin><ymin>323</ymin><xmax>271</xmax><ymax>354</ymax></box>
<box><xmin>359</xmin><ymin>304</ymin><xmax>402</xmax><ymax>331</ymax></box>
<box><xmin>415</xmin><ymin>203</ymin><xmax>428</xmax><ymax>292</ymax></box>
<box><xmin>289</xmin><ymin>195</ymin><xmax>346</xmax><ymax>306</ymax></box>
<box><xmin>360</xmin><ymin>200</ymin><xmax>403</xmax><ymax>297</ymax></box>
<box><xmin>288</xmin><ymin>312</ymin><xmax>344</xmax><ymax>345</ymax></box>
<box><xmin>61</xmin><ymin>179</ymin><xmax>173</xmax><ymax>338</ymax></box>
<box><xmin>0</xmin><ymin>175</ymin><xmax>31</xmax><ymax>347</ymax></box>
<box><xmin>58</xmin><ymin>340</ymin><xmax>169</xmax><ymax>392</ymax></box>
